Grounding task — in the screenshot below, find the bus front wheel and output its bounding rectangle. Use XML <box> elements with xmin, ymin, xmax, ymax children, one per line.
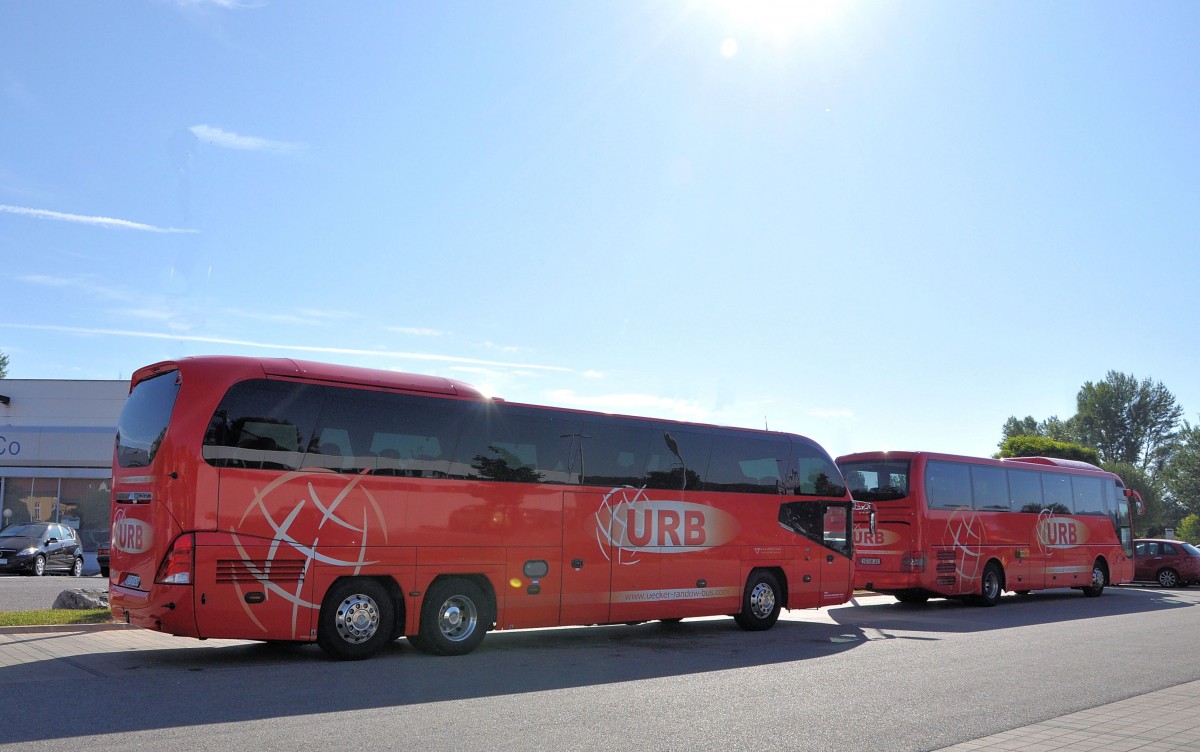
<box><xmin>1083</xmin><ymin>561</ymin><xmax>1108</xmax><ymax>597</ymax></box>
<box><xmin>733</xmin><ymin>570</ymin><xmax>782</xmax><ymax>631</ymax></box>
<box><xmin>317</xmin><ymin>578</ymin><xmax>395</xmax><ymax>661</ymax></box>
<box><xmin>413</xmin><ymin>578</ymin><xmax>489</xmax><ymax>656</ymax></box>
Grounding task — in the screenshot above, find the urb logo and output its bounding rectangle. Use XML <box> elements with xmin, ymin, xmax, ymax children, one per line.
<box><xmin>1037</xmin><ymin>517</ymin><xmax>1089</xmax><ymax>549</ymax></box>
<box><xmin>112</xmin><ymin>508</ymin><xmax>153</xmax><ymax>554</ymax></box>
<box><xmin>853</xmin><ymin>526</ymin><xmax>900</xmax><ymax>548</ymax></box>
<box><xmin>595</xmin><ymin>488</ymin><xmax>740</xmax><ymax>561</ymax></box>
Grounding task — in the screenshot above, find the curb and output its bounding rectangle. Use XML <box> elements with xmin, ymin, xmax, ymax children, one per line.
<box><xmin>0</xmin><ymin>622</ymin><xmax>136</xmax><ymax>635</ymax></box>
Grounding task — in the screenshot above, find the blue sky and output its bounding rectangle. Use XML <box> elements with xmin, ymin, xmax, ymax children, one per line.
<box><xmin>1</xmin><ymin>1</ymin><xmax>1197</xmax><ymax>461</ymax></box>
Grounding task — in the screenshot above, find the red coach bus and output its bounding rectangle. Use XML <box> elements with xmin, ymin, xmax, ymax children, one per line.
<box><xmin>835</xmin><ymin>451</ymin><xmax>1139</xmax><ymax>606</ymax></box>
<box><xmin>109</xmin><ymin>356</ymin><xmax>855</xmax><ymax>659</ymax></box>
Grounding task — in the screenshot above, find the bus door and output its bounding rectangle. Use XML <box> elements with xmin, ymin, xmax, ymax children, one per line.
<box><xmin>780</xmin><ymin>500</ymin><xmax>853</xmax><ymax>608</ymax></box>
<box><xmin>819</xmin><ymin>502</ymin><xmax>854</xmax><ymax>605</ymax></box>
<box><xmin>560</xmin><ymin>490</ymin><xmax>616</xmax><ymax>626</ymax></box>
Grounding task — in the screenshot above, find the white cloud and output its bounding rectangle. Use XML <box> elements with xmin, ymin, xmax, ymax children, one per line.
<box><xmin>389</xmin><ymin>326</ymin><xmax>447</xmax><ymax>337</ymax></box>
<box><xmin>483</xmin><ymin>340</ymin><xmax>524</xmax><ymax>354</ymax></box>
<box><xmin>18</xmin><ymin>274</ymin><xmax>134</xmax><ymax>302</ymax></box>
<box><xmin>0</xmin><ymin>323</ymin><xmax>573</xmax><ymax>373</ymax></box>
<box><xmin>0</xmin><ymin>204</ymin><xmax>197</xmax><ymax>233</ymax></box>
<box><xmin>190</xmin><ymin>124</ymin><xmax>304</xmax><ymax>155</ymax></box>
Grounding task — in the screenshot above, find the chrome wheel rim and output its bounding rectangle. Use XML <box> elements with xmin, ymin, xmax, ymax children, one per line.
<box><xmin>748</xmin><ymin>582</ymin><xmax>776</xmax><ymax>619</ymax></box>
<box><xmin>437</xmin><ymin>595</ymin><xmax>479</xmax><ymax>642</ymax></box>
<box><xmin>1160</xmin><ymin>570</ymin><xmax>1177</xmax><ymax>587</ymax></box>
<box><xmin>1091</xmin><ymin>567</ymin><xmax>1105</xmax><ymax>590</ymax></box>
<box><xmin>333</xmin><ymin>593</ymin><xmax>381</xmax><ymax>644</ymax></box>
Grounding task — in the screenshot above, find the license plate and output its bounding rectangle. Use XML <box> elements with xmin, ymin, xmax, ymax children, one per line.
<box><xmin>0</xmin><ymin>558</ymin><xmax>6</xmax><ymax>565</ymax></box>
<box><xmin>122</xmin><ymin>573</ymin><xmax>141</xmax><ymax>588</ymax></box>
<box><xmin>859</xmin><ymin>557</ymin><xmax>881</xmax><ymax>566</ymax></box>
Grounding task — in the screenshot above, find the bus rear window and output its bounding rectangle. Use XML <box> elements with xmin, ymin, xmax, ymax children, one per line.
<box><xmin>839</xmin><ymin>459</ymin><xmax>910</xmax><ymax>502</ymax></box>
<box><xmin>116</xmin><ymin>370</ymin><xmax>182</xmax><ymax>468</ymax></box>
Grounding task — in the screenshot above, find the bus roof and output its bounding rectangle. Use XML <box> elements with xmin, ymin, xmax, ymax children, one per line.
<box><xmin>836</xmin><ymin>450</ymin><xmax>1115</xmax><ymax>478</ymax></box>
<box><xmin>133</xmin><ymin>355</ymin><xmax>827</xmax><ymax>445</ymax></box>
<box><xmin>132</xmin><ymin>355</ymin><xmax>487</xmax><ymax>399</ymax></box>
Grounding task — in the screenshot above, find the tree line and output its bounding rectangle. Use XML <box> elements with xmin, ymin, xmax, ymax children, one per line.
<box><xmin>999</xmin><ymin>370</ymin><xmax>1200</xmax><ymax>539</ymax></box>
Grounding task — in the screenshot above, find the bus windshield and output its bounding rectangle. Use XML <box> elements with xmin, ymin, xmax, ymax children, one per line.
<box><xmin>840</xmin><ymin>459</ymin><xmax>910</xmax><ymax>502</ymax></box>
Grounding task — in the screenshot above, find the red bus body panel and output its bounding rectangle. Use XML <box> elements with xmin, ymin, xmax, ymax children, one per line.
<box><xmin>110</xmin><ymin>356</ymin><xmax>853</xmax><ymax>644</ymax></box>
<box><xmin>839</xmin><ymin>451</ymin><xmax>1135</xmax><ymax>600</ymax></box>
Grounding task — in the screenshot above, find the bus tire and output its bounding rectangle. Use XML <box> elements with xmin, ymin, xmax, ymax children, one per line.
<box><xmin>416</xmin><ymin>578</ymin><xmax>489</xmax><ymax>656</ymax></box>
<box><xmin>317</xmin><ymin>578</ymin><xmax>395</xmax><ymax>661</ymax></box>
<box><xmin>1083</xmin><ymin>560</ymin><xmax>1108</xmax><ymax>597</ymax></box>
<box><xmin>974</xmin><ymin>562</ymin><xmax>1003</xmax><ymax>607</ymax></box>
<box><xmin>733</xmin><ymin>570</ymin><xmax>782</xmax><ymax>631</ymax></box>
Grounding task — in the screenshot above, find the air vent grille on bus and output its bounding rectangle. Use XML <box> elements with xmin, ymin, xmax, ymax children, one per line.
<box><xmin>216</xmin><ymin>559</ymin><xmax>306</xmax><ymax>583</ymax></box>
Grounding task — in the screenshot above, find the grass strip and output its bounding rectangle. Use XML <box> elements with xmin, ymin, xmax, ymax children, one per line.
<box><xmin>0</xmin><ymin>609</ymin><xmax>112</xmax><ymax>627</ymax></box>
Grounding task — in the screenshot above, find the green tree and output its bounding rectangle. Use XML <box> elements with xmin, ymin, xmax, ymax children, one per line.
<box><xmin>1105</xmin><ymin>461</ymin><xmax>1167</xmax><ymax>537</ymax></box>
<box><xmin>1164</xmin><ymin>421</ymin><xmax>1200</xmax><ymax>518</ymax></box>
<box><xmin>1001</xmin><ymin>416</ymin><xmax>1041</xmax><ymax>442</ymax></box>
<box><xmin>1175</xmin><ymin>513</ymin><xmax>1200</xmax><ymax>544</ymax></box>
<box><xmin>998</xmin><ymin>435</ymin><xmax>1099</xmax><ymax>464</ymax></box>
<box><xmin>1074</xmin><ymin>371</ymin><xmax>1183</xmax><ymax>474</ymax></box>
<box><xmin>999</xmin><ymin>415</ymin><xmax>1077</xmax><ymax>447</ymax></box>
<box><xmin>0</xmin><ymin>350</ymin><xmax>8</xmax><ymax>378</ymax></box>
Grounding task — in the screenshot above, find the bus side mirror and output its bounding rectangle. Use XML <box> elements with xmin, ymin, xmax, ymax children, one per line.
<box><xmin>1125</xmin><ymin>489</ymin><xmax>1145</xmax><ymax>515</ymax></box>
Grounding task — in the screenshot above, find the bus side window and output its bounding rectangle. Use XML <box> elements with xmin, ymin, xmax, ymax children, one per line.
<box><xmin>925</xmin><ymin>461</ymin><xmax>972</xmax><ymax>510</ymax></box>
<box><xmin>1071</xmin><ymin>475</ymin><xmax>1106</xmax><ymax>516</ymax></box>
<box><xmin>1041</xmin><ymin>473</ymin><xmax>1073</xmax><ymax>514</ymax></box>
<box><xmin>705</xmin><ymin>434</ymin><xmax>789</xmax><ymax>494</ymax></box>
<box><xmin>450</xmin><ymin>403</ymin><xmax>581</xmax><ymax>484</ymax></box>
<box><xmin>202</xmin><ymin>379</ymin><xmax>320</xmax><ymax>472</ymax></box>
<box><xmin>577</xmin><ymin>418</ymin><xmax>652</xmax><ymax>488</ymax></box>
<box><xmin>970</xmin><ymin>464</ymin><xmax>1010</xmax><ymax>511</ymax></box>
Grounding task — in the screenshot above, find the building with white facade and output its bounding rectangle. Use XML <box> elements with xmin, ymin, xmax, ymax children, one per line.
<box><xmin>0</xmin><ymin>379</ymin><xmax>128</xmax><ymax>556</ymax></box>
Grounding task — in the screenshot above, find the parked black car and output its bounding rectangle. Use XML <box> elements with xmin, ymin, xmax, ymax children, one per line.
<box><xmin>0</xmin><ymin>523</ymin><xmax>85</xmax><ymax>576</ymax></box>
<box><xmin>96</xmin><ymin>542</ymin><xmax>110</xmax><ymax>578</ymax></box>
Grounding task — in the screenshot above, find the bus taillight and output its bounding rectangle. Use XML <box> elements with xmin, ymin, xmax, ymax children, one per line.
<box><xmin>155</xmin><ymin>533</ymin><xmax>195</xmax><ymax>585</ymax></box>
<box><xmin>900</xmin><ymin>552</ymin><xmax>926</xmax><ymax>573</ymax></box>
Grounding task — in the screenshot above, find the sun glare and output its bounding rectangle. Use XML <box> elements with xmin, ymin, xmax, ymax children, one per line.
<box><xmin>711</xmin><ymin>0</ymin><xmax>846</xmax><ymax>42</ymax></box>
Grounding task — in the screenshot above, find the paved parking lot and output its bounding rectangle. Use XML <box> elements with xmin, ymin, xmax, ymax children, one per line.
<box><xmin>2</xmin><ymin>592</ymin><xmax>1199</xmax><ymax>750</ymax></box>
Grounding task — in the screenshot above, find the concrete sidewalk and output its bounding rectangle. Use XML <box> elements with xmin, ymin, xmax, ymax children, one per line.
<box><xmin>936</xmin><ymin>680</ymin><xmax>1200</xmax><ymax>751</ymax></box>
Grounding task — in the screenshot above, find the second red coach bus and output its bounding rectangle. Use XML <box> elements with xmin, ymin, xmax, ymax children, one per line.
<box><xmin>109</xmin><ymin>356</ymin><xmax>856</xmax><ymax>659</ymax></box>
<box><xmin>836</xmin><ymin>451</ymin><xmax>1138</xmax><ymax>606</ymax></box>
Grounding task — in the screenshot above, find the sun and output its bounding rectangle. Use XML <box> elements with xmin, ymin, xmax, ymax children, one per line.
<box><xmin>708</xmin><ymin>0</ymin><xmax>848</xmax><ymax>49</ymax></box>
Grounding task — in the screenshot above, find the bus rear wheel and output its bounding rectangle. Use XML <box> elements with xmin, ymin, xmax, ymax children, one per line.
<box><xmin>733</xmin><ymin>570</ymin><xmax>782</xmax><ymax>631</ymax></box>
<box><xmin>974</xmin><ymin>562</ymin><xmax>1003</xmax><ymax>607</ymax></box>
<box><xmin>317</xmin><ymin>578</ymin><xmax>395</xmax><ymax>661</ymax></box>
<box><xmin>413</xmin><ymin>578</ymin><xmax>489</xmax><ymax>656</ymax></box>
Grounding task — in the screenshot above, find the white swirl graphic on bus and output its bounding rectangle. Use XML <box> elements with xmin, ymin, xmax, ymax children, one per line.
<box><xmin>232</xmin><ymin>472</ymin><xmax>388</xmax><ymax>638</ymax></box>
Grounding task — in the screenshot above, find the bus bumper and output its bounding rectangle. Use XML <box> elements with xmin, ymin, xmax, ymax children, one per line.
<box><xmin>110</xmin><ymin>582</ymin><xmax>199</xmax><ymax>637</ymax></box>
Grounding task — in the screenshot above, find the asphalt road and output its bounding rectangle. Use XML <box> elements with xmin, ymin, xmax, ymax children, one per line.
<box><xmin>0</xmin><ymin>571</ymin><xmax>108</xmax><ymax>610</ymax></box>
<box><xmin>1</xmin><ymin>584</ymin><xmax>1196</xmax><ymax>752</ymax></box>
